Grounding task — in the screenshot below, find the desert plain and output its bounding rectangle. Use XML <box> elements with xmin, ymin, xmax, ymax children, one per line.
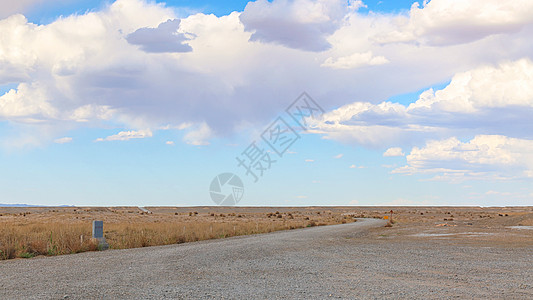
<box><xmin>1</xmin><ymin>206</ymin><xmax>532</xmax><ymax>259</ymax></box>
<box><xmin>1</xmin><ymin>206</ymin><xmax>532</xmax><ymax>299</ymax></box>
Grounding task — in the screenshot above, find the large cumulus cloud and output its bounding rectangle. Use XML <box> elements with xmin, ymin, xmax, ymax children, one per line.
<box><xmin>1</xmin><ymin>0</ymin><xmax>533</xmax><ymax>151</ymax></box>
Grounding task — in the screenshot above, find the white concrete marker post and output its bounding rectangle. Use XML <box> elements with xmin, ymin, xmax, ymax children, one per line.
<box><xmin>92</xmin><ymin>220</ymin><xmax>109</xmax><ymax>250</ymax></box>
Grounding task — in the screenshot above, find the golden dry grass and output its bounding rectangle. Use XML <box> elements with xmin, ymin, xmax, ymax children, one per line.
<box><xmin>2</xmin><ymin>206</ymin><xmax>531</xmax><ymax>260</ymax></box>
<box><xmin>0</xmin><ymin>207</ymin><xmax>355</xmax><ymax>260</ymax></box>
<box><xmin>0</xmin><ymin>223</ymin><xmax>98</xmax><ymax>260</ymax></box>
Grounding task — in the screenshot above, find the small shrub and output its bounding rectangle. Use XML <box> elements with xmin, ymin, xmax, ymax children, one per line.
<box><xmin>19</xmin><ymin>252</ymin><xmax>34</xmax><ymax>259</ymax></box>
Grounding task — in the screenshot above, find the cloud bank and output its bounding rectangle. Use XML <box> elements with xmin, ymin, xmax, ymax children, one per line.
<box><xmin>1</xmin><ymin>0</ymin><xmax>533</xmax><ymax>185</ymax></box>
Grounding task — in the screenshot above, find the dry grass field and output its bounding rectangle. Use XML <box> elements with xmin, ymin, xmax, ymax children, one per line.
<box><xmin>0</xmin><ymin>206</ymin><xmax>356</xmax><ymax>260</ymax></box>
<box><xmin>1</xmin><ymin>206</ymin><xmax>532</xmax><ymax>260</ymax></box>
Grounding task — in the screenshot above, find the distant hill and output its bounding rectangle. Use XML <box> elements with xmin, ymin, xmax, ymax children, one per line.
<box><xmin>0</xmin><ymin>204</ymin><xmax>74</xmax><ymax>207</ymax></box>
<box><xmin>0</xmin><ymin>203</ymin><xmax>41</xmax><ymax>207</ymax></box>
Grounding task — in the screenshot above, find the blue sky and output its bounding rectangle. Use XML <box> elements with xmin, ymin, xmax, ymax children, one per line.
<box><xmin>21</xmin><ymin>1</ymin><xmax>419</xmax><ymax>24</ymax></box>
<box><xmin>1</xmin><ymin>0</ymin><xmax>533</xmax><ymax>206</ymax></box>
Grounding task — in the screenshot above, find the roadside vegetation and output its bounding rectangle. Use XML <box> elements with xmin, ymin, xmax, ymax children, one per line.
<box><xmin>0</xmin><ymin>207</ymin><xmax>356</xmax><ymax>260</ymax></box>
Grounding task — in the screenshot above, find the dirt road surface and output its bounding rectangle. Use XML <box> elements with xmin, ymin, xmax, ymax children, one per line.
<box><xmin>1</xmin><ymin>218</ymin><xmax>531</xmax><ymax>299</ymax></box>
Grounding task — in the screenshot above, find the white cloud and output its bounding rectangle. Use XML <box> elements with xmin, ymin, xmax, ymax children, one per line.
<box><xmin>70</xmin><ymin>105</ymin><xmax>115</xmax><ymax>122</ymax></box>
<box><xmin>375</xmin><ymin>0</ymin><xmax>533</xmax><ymax>46</ymax></box>
<box><xmin>95</xmin><ymin>129</ymin><xmax>153</xmax><ymax>142</ymax></box>
<box><xmin>311</xmin><ymin>59</ymin><xmax>533</xmax><ymax>147</ymax></box>
<box><xmin>296</xmin><ymin>195</ymin><xmax>308</xmax><ymax>199</ymax></box>
<box><xmin>408</xmin><ymin>59</ymin><xmax>533</xmax><ymax>112</ymax></box>
<box><xmin>165</xmin><ymin>140</ymin><xmax>174</xmax><ymax>145</ymax></box>
<box><xmin>183</xmin><ymin>122</ymin><xmax>212</xmax><ymax>146</ymax></box>
<box><xmin>393</xmin><ymin>135</ymin><xmax>533</xmax><ymax>180</ymax></box>
<box><xmin>334</xmin><ymin>153</ymin><xmax>343</xmax><ymax>158</ymax></box>
<box><xmin>305</xmin><ymin>159</ymin><xmax>315</xmax><ymax>162</ymax></box>
<box><xmin>0</xmin><ymin>82</ymin><xmax>57</xmax><ymax>120</ymax></box>
<box><xmin>1</xmin><ymin>0</ymin><xmax>533</xmax><ymax>148</ymax></box>
<box><xmin>349</xmin><ymin>164</ymin><xmax>364</xmax><ymax>169</ymax></box>
<box><xmin>321</xmin><ymin>51</ymin><xmax>389</xmax><ymax>69</ymax></box>
<box><xmin>383</xmin><ymin>147</ymin><xmax>404</xmax><ymax>157</ymax></box>
<box><xmin>54</xmin><ymin>137</ymin><xmax>72</xmax><ymax>144</ymax></box>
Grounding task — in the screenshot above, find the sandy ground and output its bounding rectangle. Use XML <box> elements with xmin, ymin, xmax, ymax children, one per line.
<box><xmin>1</xmin><ymin>206</ymin><xmax>532</xmax><ymax>299</ymax></box>
<box><xmin>1</xmin><ymin>217</ymin><xmax>531</xmax><ymax>299</ymax></box>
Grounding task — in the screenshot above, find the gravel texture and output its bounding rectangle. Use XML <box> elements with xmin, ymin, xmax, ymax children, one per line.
<box><xmin>1</xmin><ymin>218</ymin><xmax>531</xmax><ymax>299</ymax></box>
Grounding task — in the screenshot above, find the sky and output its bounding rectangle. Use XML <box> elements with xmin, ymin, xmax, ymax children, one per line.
<box><xmin>1</xmin><ymin>0</ymin><xmax>533</xmax><ymax>207</ymax></box>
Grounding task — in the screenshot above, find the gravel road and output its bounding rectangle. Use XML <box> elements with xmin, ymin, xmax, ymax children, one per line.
<box><xmin>1</xmin><ymin>218</ymin><xmax>531</xmax><ymax>299</ymax></box>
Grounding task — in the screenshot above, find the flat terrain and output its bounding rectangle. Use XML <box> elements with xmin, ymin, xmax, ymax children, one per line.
<box><xmin>1</xmin><ymin>207</ymin><xmax>532</xmax><ymax>299</ymax></box>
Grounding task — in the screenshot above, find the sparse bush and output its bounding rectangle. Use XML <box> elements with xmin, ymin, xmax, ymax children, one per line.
<box><xmin>19</xmin><ymin>252</ymin><xmax>34</xmax><ymax>258</ymax></box>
